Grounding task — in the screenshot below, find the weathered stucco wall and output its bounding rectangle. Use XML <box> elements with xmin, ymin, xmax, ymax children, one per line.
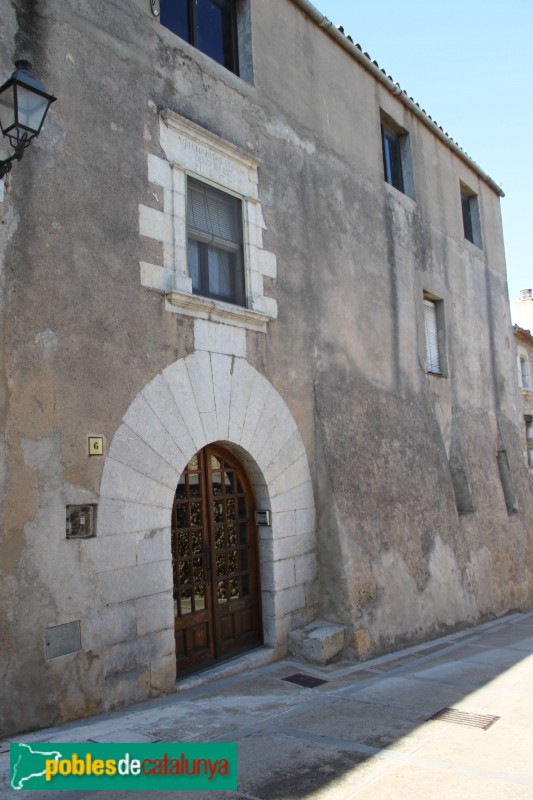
<box><xmin>1</xmin><ymin>0</ymin><xmax>532</xmax><ymax>736</ymax></box>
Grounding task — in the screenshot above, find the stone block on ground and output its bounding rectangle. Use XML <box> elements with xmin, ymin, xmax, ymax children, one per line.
<box><xmin>288</xmin><ymin>621</ymin><xmax>346</xmax><ymax>665</ymax></box>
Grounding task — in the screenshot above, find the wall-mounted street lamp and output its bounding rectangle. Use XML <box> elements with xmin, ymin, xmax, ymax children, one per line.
<box><xmin>0</xmin><ymin>60</ymin><xmax>56</xmax><ymax>179</ymax></box>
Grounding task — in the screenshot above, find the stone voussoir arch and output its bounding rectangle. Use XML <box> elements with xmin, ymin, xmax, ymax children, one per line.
<box><xmin>94</xmin><ymin>351</ymin><xmax>317</xmax><ymax>707</ymax></box>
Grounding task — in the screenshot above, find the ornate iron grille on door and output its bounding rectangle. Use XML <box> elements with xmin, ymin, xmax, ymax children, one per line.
<box><xmin>171</xmin><ymin>445</ymin><xmax>262</xmax><ymax>674</ymax></box>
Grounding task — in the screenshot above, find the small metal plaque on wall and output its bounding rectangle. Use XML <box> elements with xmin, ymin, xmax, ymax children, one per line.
<box><xmin>88</xmin><ymin>436</ymin><xmax>104</xmax><ymax>456</ymax></box>
<box><xmin>66</xmin><ymin>505</ymin><xmax>96</xmax><ymax>539</ymax></box>
<box><xmin>45</xmin><ymin>621</ymin><xmax>81</xmax><ymax>660</ymax></box>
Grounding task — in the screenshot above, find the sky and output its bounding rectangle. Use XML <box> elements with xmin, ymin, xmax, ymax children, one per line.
<box><xmin>317</xmin><ymin>0</ymin><xmax>532</xmax><ymax>301</ymax></box>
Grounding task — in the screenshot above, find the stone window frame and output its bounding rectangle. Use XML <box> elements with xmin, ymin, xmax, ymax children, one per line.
<box><xmin>139</xmin><ymin>110</ymin><xmax>277</xmax><ymax>333</ymax></box>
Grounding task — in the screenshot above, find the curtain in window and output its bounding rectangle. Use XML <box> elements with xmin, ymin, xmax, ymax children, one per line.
<box><xmin>207</xmin><ymin>248</ymin><xmax>232</xmax><ymax>298</ymax></box>
<box><xmin>188</xmin><ymin>240</ymin><xmax>201</xmax><ymax>292</ymax></box>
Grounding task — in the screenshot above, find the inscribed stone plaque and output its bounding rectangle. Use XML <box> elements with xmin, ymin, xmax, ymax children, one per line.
<box><xmin>45</xmin><ymin>621</ymin><xmax>81</xmax><ymax>660</ymax></box>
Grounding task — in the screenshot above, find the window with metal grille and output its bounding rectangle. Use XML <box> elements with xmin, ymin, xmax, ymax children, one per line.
<box><xmin>424</xmin><ymin>298</ymin><xmax>442</xmax><ymax>375</ymax></box>
<box><xmin>187</xmin><ymin>178</ymin><xmax>245</xmax><ymax>306</ymax></box>
<box><xmin>159</xmin><ymin>0</ymin><xmax>239</xmax><ymax>75</ymax></box>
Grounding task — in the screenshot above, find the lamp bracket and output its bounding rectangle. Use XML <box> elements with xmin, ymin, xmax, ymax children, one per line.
<box><xmin>0</xmin><ymin>144</ymin><xmax>25</xmax><ymax>180</ymax></box>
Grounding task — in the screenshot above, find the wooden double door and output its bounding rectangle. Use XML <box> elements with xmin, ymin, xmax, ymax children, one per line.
<box><xmin>171</xmin><ymin>445</ymin><xmax>263</xmax><ymax>675</ymax></box>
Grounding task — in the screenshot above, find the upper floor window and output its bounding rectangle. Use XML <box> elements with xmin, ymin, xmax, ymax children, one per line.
<box><xmin>187</xmin><ymin>178</ymin><xmax>245</xmax><ymax>306</ymax></box>
<box><xmin>139</xmin><ymin>110</ymin><xmax>278</xmax><ymax>331</ymax></box>
<box><xmin>382</xmin><ymin>126</ymin><xmax>403</xmax><ymax>192</ymax></box>
<box><xmin>160</xmin><ymin>0</ymin><xmax>239</xmax><ymax>75</ymax></box>
<box><xmin>423</xmin><ymin>293</ymin><xmax>446</xmax><ymax>376</ymax></box>
<box><xmin>380</xmin><ymin>110</ymin><xmax>415</xmax><ymax>199</ymax></box>
<box><xmin>460</xmin><ymin>182</ymin><xmax>482</xmax><ymax>248</ymax></box>
<box><xmin>519</xmin><ymin>353</ymin><xmax>531</xmax><ymax>390</ymax></box>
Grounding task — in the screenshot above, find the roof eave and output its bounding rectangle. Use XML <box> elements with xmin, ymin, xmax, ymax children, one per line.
<box><xmin>514</xmin><ymin>324</ymin><xmax>533</xmax><ymax>342</ymax></box>
<box><xmin>290</xmin><ymin>0</ymin><xmax>504</xmax><ymax>198</ymax></box>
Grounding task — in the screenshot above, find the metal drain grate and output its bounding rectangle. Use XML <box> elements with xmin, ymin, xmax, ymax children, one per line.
<box><xmin>283</xmin><ymin>673</ymin><xmax>328</xmax><ymax>688</ymax></box>
<box><xmin>428</xmin><ymin>707</ymin><xmax>500</xmax><ymax>730</ymax></box>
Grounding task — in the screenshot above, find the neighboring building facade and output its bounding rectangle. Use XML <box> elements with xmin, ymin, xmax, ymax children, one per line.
<box><xmin>512</xmin><ymin>291</ymin><xmax>533</xmax><ymax>477</ymax></box>
<box><xmin>511</xmin><ymin>288</ymin><xmax>533</xmax><ymax>332</ymax></box>
<box><xmin>1</xmin><ymin>0</ymin><xmax>532</xmax><ymax>736</ymax></box>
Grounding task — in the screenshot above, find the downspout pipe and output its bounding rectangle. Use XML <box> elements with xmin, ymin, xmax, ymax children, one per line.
<box><xmin>290</xmin><ymin>0</ymin><xmax>504</xmax><ymax>197</ymax></box>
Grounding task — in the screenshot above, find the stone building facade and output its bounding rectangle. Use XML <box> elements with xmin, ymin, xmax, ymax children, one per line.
<box><xmin>1</xmin><ymin>0</ymin><xmax>532</xmax><ymax>737</ymax></box>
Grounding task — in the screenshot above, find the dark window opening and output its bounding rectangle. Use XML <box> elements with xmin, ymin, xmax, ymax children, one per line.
<box><xmin>461</xmin><ymin>192</ymin><xmax>474</xmax><ymax>243</ymax></box>
<box><xmin>187</xmin><ymin>178</ymin><xmax>245</xmax><ymax>306</ymax></box>
<box><xmin>160</xmin><ymin>0</ymin><xmax>239</xmax><ymax>75</ymax></box>
<box><xmin>460</xmin><ymin>184</ymin><xmax>482</xmax><ymax>248</ymax></box>
<box><xmin>382</xmin><ymin>125</ymin><xmax>404</xmax><ymax>192</ymax></box>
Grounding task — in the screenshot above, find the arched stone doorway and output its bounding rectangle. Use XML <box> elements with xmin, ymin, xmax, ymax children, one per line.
<box><xmin>96</xmin><ymin>351</ymin><xmax>317</xmax><ymax>706</ymax></box>
<box><xmin>172</xmin><ymin>444</ymin><xmax>262</xmax><ymax>674</ymax></box>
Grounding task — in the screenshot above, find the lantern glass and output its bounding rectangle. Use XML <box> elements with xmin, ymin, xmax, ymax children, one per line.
<box><xmin>15</xmin><ymin>84</ymin><xmax>51</xmax><ymax>136</ymax></box>
<box><xmin>0</xmin><ymin>62</ymin><xmax>56</xmax><ymax>151</ymax></box>
<box><xmin>0</xmin><ymin>83</ymin><xmax>15</xmax><ymax>135</ymax></box>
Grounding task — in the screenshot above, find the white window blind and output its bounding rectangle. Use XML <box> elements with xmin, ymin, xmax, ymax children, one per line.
<box><xmin>424</xmin><ymin>298</ymin><xmax>441</xmax><ymax>374</ymax></box>
<box><xmin>187</xmin><ymin>180</ymin><xmax>240</xmax><ymax>248</ymax></box>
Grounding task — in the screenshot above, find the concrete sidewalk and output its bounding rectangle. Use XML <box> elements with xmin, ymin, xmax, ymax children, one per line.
<box><xmin>2</xmin><ymin>611</ymin><xmax>533</xmax><ymax>798</ymax></box>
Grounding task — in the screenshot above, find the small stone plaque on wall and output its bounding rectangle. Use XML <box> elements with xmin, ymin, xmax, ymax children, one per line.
<box><xmin>45</xmin><ymin>621</ymin><xmax>81</xmax><ymax>660</ymax></box>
